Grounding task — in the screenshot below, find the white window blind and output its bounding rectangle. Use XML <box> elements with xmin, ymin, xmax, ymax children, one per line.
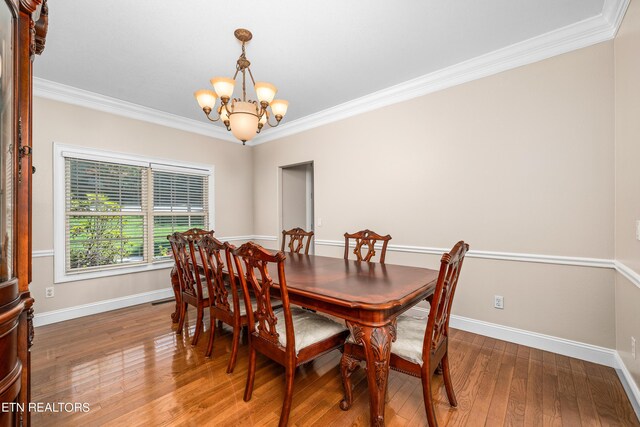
<box><xmin>62</xmin><ymin>153</ymin><xmax>210</xmax><ymax>276</ymax></box>
<box><xmin>65</xmin><ymin>158</ymin><xmax>147</xmax><ymax>272</ymax></box>
<box><xmin>151</xmin><ymin>169</ymin><xmax>209</xmax><ymax>260</ymax></box>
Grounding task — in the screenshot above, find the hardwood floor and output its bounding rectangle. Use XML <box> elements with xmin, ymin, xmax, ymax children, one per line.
<box><xmin>31</xmin><ymin>302</ymin><xmax>639</xmax><ymax>426</ymax></box>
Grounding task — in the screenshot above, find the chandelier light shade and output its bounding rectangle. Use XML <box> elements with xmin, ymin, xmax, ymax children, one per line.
<box><xmin>194</xmin><ymin>28</ymin><xmax>289</xmax><ymax>145</ymax></box>
<box><xmin>194</xmin><ymin>90</ymin><xmax>218</xmax><ymax>110</ymax></box>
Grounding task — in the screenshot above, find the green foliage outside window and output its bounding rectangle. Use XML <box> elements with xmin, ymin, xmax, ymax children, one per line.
<box><xmin>68</xmin><ymin>193</ymin><xmax>138</xmax><ymax>269</ymax></box>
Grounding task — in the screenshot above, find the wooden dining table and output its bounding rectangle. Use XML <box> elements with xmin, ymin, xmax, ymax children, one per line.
<box><xmin>170</xmin><ymin>251</ymin><xmax>439</xmax><ymax>427</ymax></box>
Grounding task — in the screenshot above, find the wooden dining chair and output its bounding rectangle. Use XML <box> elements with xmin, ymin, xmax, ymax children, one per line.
<box><xmin>281</xmin><ymin>227</ymin><xmax>314</xmax><ymax>255</ymax></box>
<box><xmin>231</xmin><ymin>242</ymin><xmax>349</xmax><ymax>427</ymax></box>
<box><xmin>343</xmin><ymin>229</ymin><xmax>392</xmax><ymax>263</ymax></box>
<box><xmin>168</xmin><ymin>230</ymin><xmax>212</xmax><ymax>345</ymax></box>
<box><xmin>197</xmin><ymin>236</ymin><xmax>256</xmax><ymax>373</ymax></box>
<box><xmin>340</xmin><ymin>241</ymin><xmax>469</xmax><ymax>427</ymax></box>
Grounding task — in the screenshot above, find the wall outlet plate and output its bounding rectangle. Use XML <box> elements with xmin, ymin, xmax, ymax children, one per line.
<box><xmin>494</xmin><ymin>295</ymin><xmax>504</xmax><ymax>309</ymax></box>
<box><xmin>636</xmin><ymin>220</ymin><xmax>640</xmax><ymax>241</ymax></box>
<box><xmin>45</xmin><ymin>287</ymin><xmax>54</xmax><ymax>298</ymax></box>
<box><xmin>632</xmin><ymin>336</ymin><xmax>636</xmax><ymax>359</ymax></box>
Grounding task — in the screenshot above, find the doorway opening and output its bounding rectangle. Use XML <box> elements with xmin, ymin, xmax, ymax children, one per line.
<box><xmin>279</xmin><ymin>162</ymin><xmax>314</xmax><ymax>253</ymax></box>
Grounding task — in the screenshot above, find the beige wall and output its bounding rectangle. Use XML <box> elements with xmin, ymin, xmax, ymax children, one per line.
<box><xmin>614</xmin><ymin>0</ymin><xmax>640</xmax><ymax>388</ymax></box>
<box><xmin>31</xmin><ymin>97</ymin><xmax>253</xmax><ymax>313</ymax></box>
<box><xmin>253</xmin><ymin>42</ymin><xmax>616</xmax><ymax>347</ymax></box>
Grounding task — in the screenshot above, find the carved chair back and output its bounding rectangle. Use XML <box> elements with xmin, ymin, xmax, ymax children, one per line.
<box><xmin>281</xmin><ymin>228</ymin><xmax>314</xmax><ymax>255</ymax></box>
<box><xmin>198</xmin><ymin>235</ymin><xmax>236</xmax><ymax>312</ymax></box>
<box><xmin>423</xmin><ymin>241</ymin><xmax>469</xmax><ymax>358</ymax></box>
<box><xmin>343</xmin><ymin>229</ymin><xmax>392</xmax><ymax>263</ymax></box>
<box><xmin>168</xmin><ymin>232</ymin><xmax>206</xmax><ymax>301</ymax></box>
<box><xmin>181</xmin><ymin>228</ymin><xmax>214</xmax><ymax>240</ymax></box>
<box><xmin>231</xmin><ymin>242</ymin><xmax>295</xmax><ymax>356</ymax></box>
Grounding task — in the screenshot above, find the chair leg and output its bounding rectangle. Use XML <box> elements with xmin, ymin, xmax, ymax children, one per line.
<box><xmin>192</xmin><ymin>306</ymin><xmax>204</xmax><ymax>345</ymax></box>
<box><xmin>278</xmin><ymin>366</ymin><xmax>296</xmax><ymax>427</ymax></box>
<box><xmin>339</xmin><ymin>351</ymin><xmax>360</xmax><ymax>410</ymax></box>
<box><xmin>244</xmin><ymin>347</ymin><xmax>257</xmax><ymax>402</ymax></box>
<box><xmin>205</xmin><ymin>312</ymin><xmax>216</xmax><ymax>357</ymax></box>
<box><xmin>421</xmin><ymin>371</ymin><xmax>438</xmax><ymax>427</ymax></box>
<box><xmin>177</xmin><ymin>302</ymin><xmax>187</xmax><ymax>335</ymax></box>
<box><xmin>227</xmin><ymin>322</ymin><xmax>241</xmax><ymax>373</ymax></box>
<box><xmin>441</xmin><ymin>353</ymin><xmax>457</xmax><ymax>407</ymax></box>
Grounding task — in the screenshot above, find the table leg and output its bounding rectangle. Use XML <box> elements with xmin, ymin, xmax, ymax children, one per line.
<box><xmin>347</xmin><ymin>320</ymin><xmax>397</xmax><ymax>427</ymax></box>
<box><xmin>170</xmin><ymin>266</ymin><xmax>180</xmax><ymax>324</ymax></box>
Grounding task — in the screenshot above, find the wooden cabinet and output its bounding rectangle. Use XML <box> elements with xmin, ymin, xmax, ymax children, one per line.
<box><xmin>0</xmin><ymin>0</ymin><xmax>47</xmax><ymax>425</ymax></box>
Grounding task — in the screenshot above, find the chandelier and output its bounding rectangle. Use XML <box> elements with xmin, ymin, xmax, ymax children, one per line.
<box><xmin>194</xmin><ymin>29</ymin><xmax>289</xmax><ymax>145</ymax></box>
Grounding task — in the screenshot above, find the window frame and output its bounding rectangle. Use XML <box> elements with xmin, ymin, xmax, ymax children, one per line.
<box><xmin>53</xmin><ymin>143</ymin><xmax>215</xmax><ymax>283</ymax></box>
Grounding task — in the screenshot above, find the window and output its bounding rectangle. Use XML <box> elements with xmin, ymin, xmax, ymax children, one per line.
<box><xmin>54</xmin><ymin>144</ymin><xmax>213</xmax><ymax>283</ymax></box>
<box><xmin>151</xmin><ymin>168</ymin><xmax>209</xmax><ymax>260</ymax></box>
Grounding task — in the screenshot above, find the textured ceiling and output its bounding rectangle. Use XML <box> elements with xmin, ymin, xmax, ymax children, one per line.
<box><xmin>34</xmin><ymin>0</ymin><xmax>605</xmax><ymax>127</ymax></box>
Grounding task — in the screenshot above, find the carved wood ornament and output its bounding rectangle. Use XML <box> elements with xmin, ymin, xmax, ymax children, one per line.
<box><xmin>198</xmin><ymin>235</ymin><xmax>231</xmax><ymax>311</ymax></box>
<box><xmin>232</xmin><ymin>242</ymin><xmax>286</xmax><ymax>346</ymax></box>
<box><xmin>281</xmin><ymin>227</ymin><xmax>314</xmax><ymax>255</ymax></box>
<box><xmin>344</xmin><ymin>229</ymin><xmax>392</xmax><ymax>263</ymax></box>
<box><xmin>34</xmin><ymin>0</ymin><xmax>47</xmax><ymax>55</ymax></box>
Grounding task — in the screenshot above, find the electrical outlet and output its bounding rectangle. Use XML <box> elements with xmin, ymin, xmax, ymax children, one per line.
<box><xmin>636</xmin><ymin>220</ymin><xmax>640</xmax><ymax>241</ymax></box>
<box><xmin>45</xmin><ymin>287</ymin><xmax>54</xmax><ymax>298</ymax></box>
<box><xmin>494</xmin><ymin>295</ymin><xmax>504</xmax><ymax>309</ymax></box>
<box><xmin>632</xmin><ymin>337</ymin><xmax>636</xmax><ymax>359</ymax></box>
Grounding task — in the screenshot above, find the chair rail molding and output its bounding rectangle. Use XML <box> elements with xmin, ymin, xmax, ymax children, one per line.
<box><xmin>615</xmin><ymin>261</ymin><xmax>640</xmax><ymax>290</ymax></box>
<box><xmin>315</xmin><ymin>238</ymin><xmax>614</xmax><ymax>269</ymax></box>
<box><xmin>32</xmin><ymin>0</ymin><xmax>629</xmax><ymax>147</ymax></box>
<box><xmin>35</xmin><ymin>235</ymin><xmax>632</xmax><ymax>273</ymax></box>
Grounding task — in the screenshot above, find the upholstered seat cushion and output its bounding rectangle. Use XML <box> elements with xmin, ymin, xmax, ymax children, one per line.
<box><xmin>275</xmin><ymin>307</ymin><xmax>348</xmax><ymax>355</ymax></box>
<box><xmin>391</xmin><ymin>314</ymin><xmax>428</xmax><ymax>365</ymax></box>
<box><xmin>346</xmin><ymin>312</ymin><xmax>429</xmax><ymax>366</ymax></box>
<box><xmin>226</xmin><ymin>294</ymin><xmax>257</xmax><ymax>316</ymax></box>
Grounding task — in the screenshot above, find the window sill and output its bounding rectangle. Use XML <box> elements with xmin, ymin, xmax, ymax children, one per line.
<box><xmin>54</xmin><ymin>260</ymin><xmax>174</xmax><ymax>284</ymax></box>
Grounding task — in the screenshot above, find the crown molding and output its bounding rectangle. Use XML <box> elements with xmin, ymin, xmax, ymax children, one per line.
<box><xmin>254</xmin><ymin>0</ymin><xmax>630</xmax><ymax>144</ymax></box>
<box><xmin>32</xmin><ymin>0</ymin><xmax>629</xmax><ymax>146</ymax></box>
<box><xmin>32</xmin><ymin>78</ymin><xmax>239</xmax><ymax>143</ymax></box>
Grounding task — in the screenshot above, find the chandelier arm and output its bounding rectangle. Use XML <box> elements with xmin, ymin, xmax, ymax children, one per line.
<box><xmin>247</xmin><ymin>67</ymin><xmax>256</xmax><ymax>86</ymax></box>
<box><xmin>222</xmin><ymin>102</ymin><xmax>233</xmax><ymax>116</ymax></box>
<box><xmin>265</xmin><ymin>110</ymin><xmax>281</xmax><ymax>128</ymax></box>
<box><xmin>204</xmin><ymin>109</ymin><xmax>220</xmax><ymax>122</ymax></box>
<box><xmin>232</xmin><ymin>67</ymin><xmax>240</xmax><ymax>80</ymax></box>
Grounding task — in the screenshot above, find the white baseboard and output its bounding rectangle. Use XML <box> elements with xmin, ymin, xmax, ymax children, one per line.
<box><xmin>33</xmin><ymin>288</ymin><xmax>174</xmax><ymax>327</ymax></box>
<box><xmin>407</xmin><ymin>306</ymin><xmax>617</xmax><ymax>367</ymax></box>
<box><xmin>614</xmin><ymin>352</ymin><xmax>640</xmax><ymax>419</ymax></box>
<box><xmin>406</xmin><ymin>306</ymin><xmax>640</xmax><ymax>417</ymax></box>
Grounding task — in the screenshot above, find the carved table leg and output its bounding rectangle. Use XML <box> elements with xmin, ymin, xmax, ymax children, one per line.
<box><xmin>170</xmin><ymin>266</ymin><xmax>180</xmax><ymax>324</ymax></box>
<box><xmin>340</xmin><ymin>350</ymin><xmax>360</xmax><ymax>410</ymax></box>
<box><xmin>347</xmin><ymin>320</ymin><xmax>397</xmax><ymax>427</ymax></box>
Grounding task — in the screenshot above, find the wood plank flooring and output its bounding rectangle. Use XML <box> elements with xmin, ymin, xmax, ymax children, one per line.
<box><xmin>31</xmin><ymin>303</ymin><xmax>639</xmax><ymax>426</ymax></box>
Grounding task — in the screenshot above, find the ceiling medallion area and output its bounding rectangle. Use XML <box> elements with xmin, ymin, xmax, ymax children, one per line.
<box><xmin>194</xmin><ymin>28</ymin><xmax>289</xmax><ymax>145</ymax></box>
